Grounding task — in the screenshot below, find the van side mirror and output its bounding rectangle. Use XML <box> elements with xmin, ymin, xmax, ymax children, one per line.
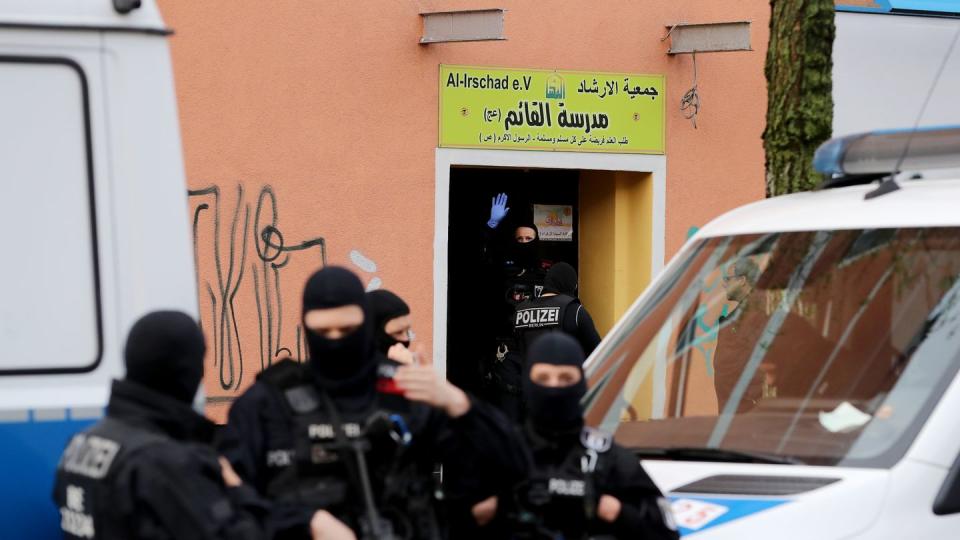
<box><xmin>934</xmin><ymin>449</ymin><xmax>960</xmax><ymax>515</ymax></box>
<box><xmin>113</xmin><ymin>0</ymin><xmax>141</xmax><ymax>15</ymax></box>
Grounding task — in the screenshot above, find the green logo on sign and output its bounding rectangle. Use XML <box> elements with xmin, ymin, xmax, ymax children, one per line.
<box><xmin>546</xmin><ymin>74</ymin><xmax>565</xmax><ymax>100</ymax></box>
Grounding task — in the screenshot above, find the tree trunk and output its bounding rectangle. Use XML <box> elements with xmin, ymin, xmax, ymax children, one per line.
<box><xmin>763</xmin><ymin>0</ymin><xmax>836</xmax><ymax>197</ymax></box>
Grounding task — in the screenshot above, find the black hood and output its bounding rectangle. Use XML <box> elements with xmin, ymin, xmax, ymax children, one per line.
<box><xmin>508</xmin><ymin>222</ymin><xmax>541</xmax><ymax>269</ymax></box>
<box><xmin>124</xmin><ymin>311</ymin><xmax>205</xmax><ymax>404</ymax></box>
<box><xmin>523</xmin><ymin>333</ymin><xmax>587</xmax><ymax>436</ymax></box>
<box><xmin>302</xmin><ymin>266</ymin><xmax>377</xmax><ymax>407</ymax></box>
<box><xmin>367</xmin><ymin>289</ymin><xmax>411</xmax><ymax>355</ymax></box>
<box><xmin>543</xmin><ymin>262</ymin><xmax>578</xmax><ymax>296</ymax></box>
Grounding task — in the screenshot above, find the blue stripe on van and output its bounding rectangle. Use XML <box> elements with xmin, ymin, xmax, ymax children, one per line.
<box><xmin>0</xmin><ymin>409</ymin><xmax>102</xmax><ymax>539</ymax></box>
<box><xmin>669</xmin><ymin>495</ymin><xmax>789</xmax><ymax>536</ymax></box>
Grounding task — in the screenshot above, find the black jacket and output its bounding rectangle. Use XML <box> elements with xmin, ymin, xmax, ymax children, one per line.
<box><xmin>486</xmin><ymin>425</ymin><xmax>679</xmax><ymax>540</ymax></box>
<box><xmin>514</xmin><ymin>294</ymin><xmax>602</xmax><ymax>358</ymax></box>
<box><xmin>53</xmin><ymin>380</ymin><xmax>269</xmax><ymax>540</ymax></box>
<box><xmin>218</xmin><ymin>359</ymin><xmax>525</xmax><ymax>539</ymax></box>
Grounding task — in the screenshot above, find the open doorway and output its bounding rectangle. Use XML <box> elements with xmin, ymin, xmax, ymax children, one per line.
<box><xmin>445</xmin><ymin>167</ymin><xmax>580</xmax><ymax>394</ymax></box>
<box><xmin>443</xmin><ymin>165</ymin><xmax>656</xmax><ymax>397</ymax></box>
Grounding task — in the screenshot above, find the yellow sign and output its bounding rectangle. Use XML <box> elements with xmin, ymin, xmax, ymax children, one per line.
<box><xmin>439</xmin><ymin>65</ymin><xmax>665</xmax><ymax>154</ymax></box>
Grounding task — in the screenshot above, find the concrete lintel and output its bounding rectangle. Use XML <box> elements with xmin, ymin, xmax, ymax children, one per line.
<box><xmin>665</xmin><ymin>21</ymin><xmax>752</xmax><ymax>54</ymax></box>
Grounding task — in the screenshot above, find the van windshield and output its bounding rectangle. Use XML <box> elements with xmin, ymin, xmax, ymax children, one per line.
<box><xmin>584</xmin><ymin>228</ymin><xmax>960</xmax><ymax>467</ymax></box>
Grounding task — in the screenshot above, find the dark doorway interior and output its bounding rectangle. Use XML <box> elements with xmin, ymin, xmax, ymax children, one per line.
<box><xmin>446</xmin><ymin>166</ymin><xmax>580</xmax><ymax>394</ymax></box>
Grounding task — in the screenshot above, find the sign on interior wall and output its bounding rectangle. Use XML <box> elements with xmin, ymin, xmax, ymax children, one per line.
<box><xmin>439</xmin><ymin>65</ymin><xmax>664</xmax><ymax>154</ymax></box>
<box><xmin>534</xmin><ymin>204</ymin><xmax>574</xmax><ymax>241</ymax></box>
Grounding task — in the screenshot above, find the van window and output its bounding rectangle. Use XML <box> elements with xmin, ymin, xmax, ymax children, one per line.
<box><xmin>584</xmin><ymin>228</ymin><xmax>960</xmax><ymax>468</ymax></box>
<box><xmin>0</xmin><ymin>59</ymin><xmax>101</xmax><ymax>373</ymax></box>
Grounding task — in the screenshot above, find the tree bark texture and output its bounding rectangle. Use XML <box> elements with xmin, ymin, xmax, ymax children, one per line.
<box><xmin>763</xmin><ymin>0</ymin><xmax>836</xmax><ymax>196</ymax></box>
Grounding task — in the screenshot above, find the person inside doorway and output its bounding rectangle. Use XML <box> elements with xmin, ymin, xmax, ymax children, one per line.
<box><xmin>480</xmin><ymin>192</ymin><xmax>552</xmax><ymax>421</ymax></box>
<box><xmin>514</xmin><ymin>261</ymin><xmax>601</xmax><ymax>359</ymax></box>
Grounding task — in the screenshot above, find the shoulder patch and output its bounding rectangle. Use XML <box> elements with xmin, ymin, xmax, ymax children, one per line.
<box><xmin>580</xmin><ymin>427</ymin><xmax>613</xmax><ymax>453</ymax></box>
<box><xmin>60</xmin><ymin>433</ymin><xmax>121</xmax><ymax>479</ymax></box>
<box><xmin>284</xmin><ymin>385</ymin><xmax>320</xmax><ymax>414</ymax></box>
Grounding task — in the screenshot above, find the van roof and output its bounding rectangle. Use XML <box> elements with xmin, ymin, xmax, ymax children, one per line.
<box><xmin>0</xmin><ymin>0</ymin><xmax>167</xmax><ymax>34</ymax></box>
<box><xmin>696</xmin><ymin>177</ymin><xmax>960</xmax><ymax>239</ymax></box>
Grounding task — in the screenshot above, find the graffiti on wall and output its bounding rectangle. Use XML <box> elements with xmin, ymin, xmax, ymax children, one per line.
<box><xmin>189</xmin><ymin>183</ymin><xmax>382</xmax><ymax>395</ymax></box>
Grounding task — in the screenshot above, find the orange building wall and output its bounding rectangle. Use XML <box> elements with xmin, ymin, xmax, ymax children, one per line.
<box><xmin>157</xmin><ymin>0</ymin><xmax>769</xmax><ymax>421</ymax></box>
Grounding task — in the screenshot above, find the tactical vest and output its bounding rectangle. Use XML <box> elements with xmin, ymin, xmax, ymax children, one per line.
<box><xmin>513</xmin><ymin>294</ymin><xmax>578</xmax><ymax>353</ymax></box>
<box><xmin>257</xmin><ymin>360</ymin><xmax>441</xmax><ymax>539</ymax></box>
<box><xmin>509</xmin><ymin>427</ymin><xmax>614</xmax><ymax>540</ymax></box>
<box><xmin>53</xmin><ymin>417</ymin><xmax>168</xmax><ymax>540</ymax></box>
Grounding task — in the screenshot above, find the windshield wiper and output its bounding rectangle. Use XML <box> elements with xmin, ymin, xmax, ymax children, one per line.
<box><xmin>634</xmin><ymin>446</ymin><xmax>804</xmax><ymax>465</ymax></box>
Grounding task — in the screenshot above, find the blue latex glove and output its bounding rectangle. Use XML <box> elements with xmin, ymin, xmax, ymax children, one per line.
<box><xmin>487</xmin><ymin>193</ymin><xmax>510</xmax><ymax>229</ymax></box>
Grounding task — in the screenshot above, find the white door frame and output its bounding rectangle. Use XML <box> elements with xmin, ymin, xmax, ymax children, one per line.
<box><xmin>432</xmin><ymin>148</ymin><xmax>666</xmax><ymax>376</ymax></box>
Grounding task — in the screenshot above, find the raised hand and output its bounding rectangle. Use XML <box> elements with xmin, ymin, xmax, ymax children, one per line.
<box><xmin>487</xmin><ymin>193</ymin><xmax>510</xmax><ymax>229</ymax></box>
<box><xmin>387</xmin><ymin>342</ymin><xmax>415</xmax><ymax>365</ymax></box>
<box><xmin>395</xmin><ymin>363</ymin><xmax>470</xmax><ymax>418</ymax></box>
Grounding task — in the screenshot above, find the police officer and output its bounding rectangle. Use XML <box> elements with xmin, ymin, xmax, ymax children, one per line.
<box><xmin>485</xmin><ymin>194</ymin><xmax>549</xmax><ymax>311</ymax></box>
<box><xmin>368</xmin><ymin>288</ymin><xmax>417</xmax><ymax>365</ymax></box>
<box><xmin>481</xmin><ymin>193</ymin><xmax>551</xmax><ymax>421</ymax></box>
<box><xmin>52</xmin><ymin>311</ymin><xmax>272</xmax><ymax>540</ymax></box>
<box><xmin>367</xmin><ymin>288</ymin><xmax>421</xmax><ymax>413</ymax></box>
<box><xmin>220</xmin><ymin>267</ymin><xmax>524</xmax><ymax>540</ymax></box>
<box><xmin>513</xmin><ymin>262</ymin><xmax>601</xmax><ymax>359</ymax></box>
<box><xmin>470</xmin><ymin>333</ymin><xmax>679</xmax><ymax>540</ymax></box>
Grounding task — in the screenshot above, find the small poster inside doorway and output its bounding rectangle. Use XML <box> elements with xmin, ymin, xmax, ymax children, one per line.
<box><xmin>534</xmin><ymin>204</ymin><xmax>574</xmax><ymax>242</ymax></box>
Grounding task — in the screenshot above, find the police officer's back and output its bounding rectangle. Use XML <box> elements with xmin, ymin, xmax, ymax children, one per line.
<box><xmin>53</xmin><ymin>311</ymin><xmax>268</xmax><ymax>540</ymax></box>
<box><xmin>514</xmin><ymin>262</ymin><xmax>601</xmax><ymax>359</ymax></box>
<box><xmin>471</xmin><ymin>334</ymin><xmax>679</xmax><ymax>540</ymax></box>
<box><xmin>220</xmin><ymin>267</ymin><xmax>524</xmax><ymax>539</ymax></box>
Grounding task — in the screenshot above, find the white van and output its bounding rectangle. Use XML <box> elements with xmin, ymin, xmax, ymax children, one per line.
<box><xmin>582</xmin><ymin>126</ymin><xmax>960</xmax><ymax>538</ymax></box>
<box><xmin>0</xmin><ymin>2</ymin><xmax>194</xmax><ymax>537</ymax></box>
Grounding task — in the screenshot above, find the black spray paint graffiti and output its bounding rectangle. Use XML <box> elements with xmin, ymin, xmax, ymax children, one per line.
<box><xmin>189</xmin><ymin>184</ymin><xmax>326</xmax><ymax>392</ymax></box>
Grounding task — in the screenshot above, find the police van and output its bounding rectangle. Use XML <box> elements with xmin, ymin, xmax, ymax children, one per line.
<box><xmin>0</xmin><ymin>2</ymin><xmax>195</xmax><ymax>538</ymax></box>
<box><xmin>582</xmin><ymin>126</ymin><xmax>960</xmax><ymax>538</ymax></box>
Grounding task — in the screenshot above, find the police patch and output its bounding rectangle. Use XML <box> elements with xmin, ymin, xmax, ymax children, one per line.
<box><xmin>548</xmin><ymin>478</ymin><xmax>586</xmax><ymax>497</ymax></box>
<box><xmin>514</xmin><ymin>307</ymin><xmax>561</xmax><ymax>329</ymax></box>
<box><xmin>61</xmin><ymin>434</ymin><xmax>120</xmax><ymax>480</ymax></box>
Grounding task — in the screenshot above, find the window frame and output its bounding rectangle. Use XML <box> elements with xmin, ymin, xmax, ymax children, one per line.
<box><xmin>0</xmin><ymin>55</ymin><xmax>103</xmax><ymax>376</ymax></box>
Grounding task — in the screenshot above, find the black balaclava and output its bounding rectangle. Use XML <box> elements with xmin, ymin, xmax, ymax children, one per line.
<box><xmin>509</xmin><ymin>222</ymin><xmax>541</xmax><ymax>269</ymax></box>
<box><xmin>124</xmin><ymin>311</ymin><xmax>205</xmax><ymax>404</ymax></box>
<box><xmin>524</xmin><ymin>333</ymin><xmax>587</xmax><ymax>435</ymax></box>
<box><xmin>543</xmin><ymin>262</ymin><xmax>578</xmax><ymax>296</ymax></box>
<box><xmin>367</xmin><ymin>289</ymin><xmax>411</xmax><ymax>355</ymax></box>
<box><xmin>302</xmin><ymin>267</ymin><xmax>377</xmax><ymax>403</ymax></box>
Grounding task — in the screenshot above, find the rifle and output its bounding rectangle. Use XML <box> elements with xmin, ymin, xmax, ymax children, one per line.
<box><xmin>507</xmin><ymin>479</ymin><xmax>567</xmax><ymax>540</ymax></box>
<box><xmin>348</xmin><ymin>436</ymin><xmax>396</xmax><ymax>539</ymax></box>
<box><xmin>506</xmin><ymin>471</ymin><xmax>607</xmax><ymax>540</ymax></box>
<box><xmin>320</xmin><ymin>392</ymin><xmax>397</xmax><ymax>540</ymax></box>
